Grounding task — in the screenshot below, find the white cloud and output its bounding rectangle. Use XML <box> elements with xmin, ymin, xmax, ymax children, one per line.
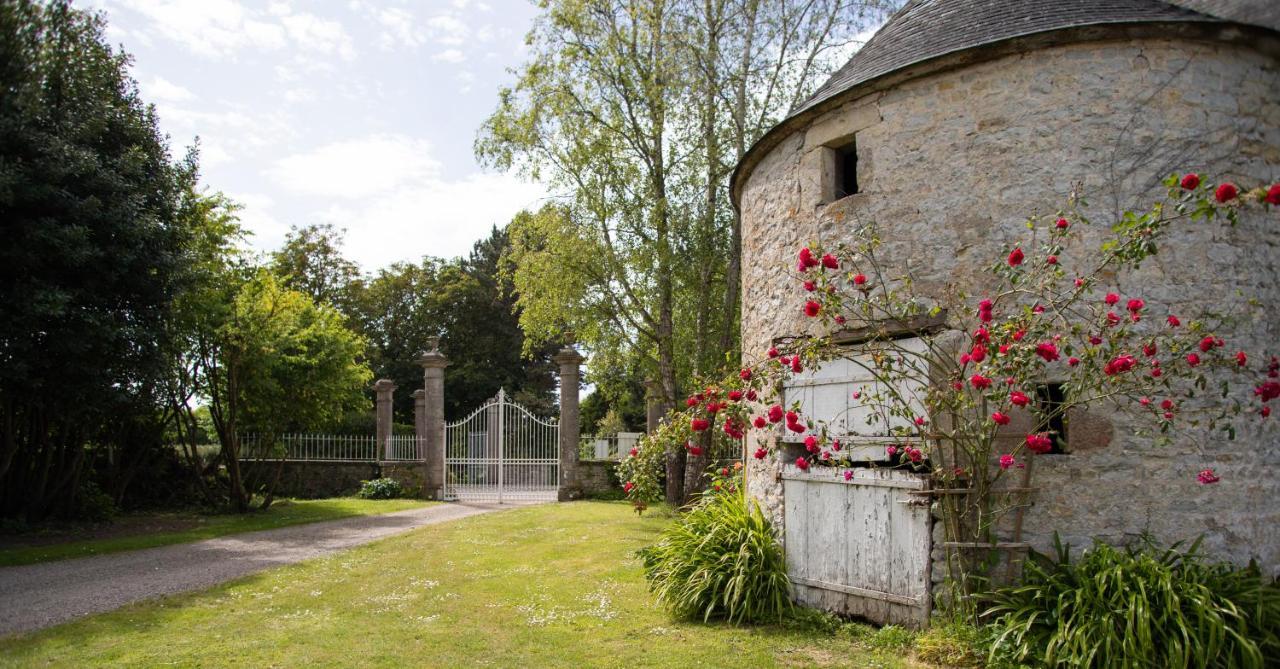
<box><xmin>375</xmin><ymin>7</ymin><xmax>425</xmax><ymax>50</ymax></box>
<box><xmin>281</xmin><ymin>12</ymin><xmax>355</xmax><ymax>60</ymax></box>
<box><xmin>143</xmin><ymin>75</ymin><xmax>196</xmax><ymax>102</ymax></box>
<box><xmin>269</xmin><ymin>134</ymin><xmax>443</xmax><ymax>199</ymax></box>
<box><xmin>432</xmin><ymin>49</ymin><xmax>466</xmax><ymax>64</ymax></box>
<box><xmin>105</xmin><ymin>0</ymin><xmax>353</xmax><ymax>60</ymax></box>
<box><xmin>426</xmin><ymin>14</ymin><xmax>469</xmax><ymax>46</ymax></box>
<box><xmin>267</xmin><ymin>133</ymin><xmax>547</xmax><ymax>267</ymax></box>
<box><xmin>323</xmin><ymin>172</ymin><xmax>548</xmax><ymax>268</ymax></box>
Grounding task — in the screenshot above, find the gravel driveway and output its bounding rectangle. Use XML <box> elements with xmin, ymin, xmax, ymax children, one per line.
<box><xmin>0</xmin><ymin>502</ymin><xmax>505</xmax><ymax>637</ymax></box>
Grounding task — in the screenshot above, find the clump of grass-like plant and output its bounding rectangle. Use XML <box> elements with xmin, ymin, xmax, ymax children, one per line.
<box><xmin>985</xmin><ymin>535</ymin><xmax>1280</xmax><ymax>668</ymax></box>
<box><xmin>638</xmin><ymin>488</ymin><xmax>791</xmax><ymax>624</ymax></box>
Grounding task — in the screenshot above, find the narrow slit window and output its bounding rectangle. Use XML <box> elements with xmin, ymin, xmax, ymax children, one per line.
<box><xmin>834</xmin><ymin>140</ymin><xmax>858</xmax><ymax>199</ymax></box>
<box><xmin>1034</xmin><ymin>383</ymin><xmax>1068</xmax><ymax>453</ymax></box>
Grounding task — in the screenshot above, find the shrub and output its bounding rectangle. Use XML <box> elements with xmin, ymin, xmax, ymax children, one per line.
<box><xmin>985</xmin><ymin>536</ymin><xmax>1280</xmax><ymax>668</ymax></box>
<box><xmin>638</xmin><ymin>491</ymin><xmax>791</xmax><ymax>624</ymax></box>
<box><xmin>357</xmin><ymin>478</ymin><xmax>403</xmax><ymax>500</ymax></box>
<box><xmin>914</xmin><ymin>621</ymin><xmax>985</xmax><ymax>668</ymax></box>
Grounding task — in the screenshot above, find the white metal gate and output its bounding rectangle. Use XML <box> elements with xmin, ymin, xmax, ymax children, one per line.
<box><xmin>443</xmin><ymin>388</ymin><xmax>559</xmax><ymax>503</ymax></box>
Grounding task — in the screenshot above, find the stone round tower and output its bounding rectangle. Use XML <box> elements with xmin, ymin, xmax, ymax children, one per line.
<box><xmin>733</xmin><ymin>0</ymin><xmax>1280</xmax><ymax>592</ymax></box>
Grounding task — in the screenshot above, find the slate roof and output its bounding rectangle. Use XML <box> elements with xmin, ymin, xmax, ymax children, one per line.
<box><xmin>792</xmin><ymin>0</ymin><xmax>1278</xmax><ymax>119</ymax></box>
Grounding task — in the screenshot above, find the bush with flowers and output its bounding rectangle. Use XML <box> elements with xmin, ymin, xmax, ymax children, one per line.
<box><xmin>622</xmin><ymin>172</ymin><xmax>1280</xmax><ymax>612</ymax></box>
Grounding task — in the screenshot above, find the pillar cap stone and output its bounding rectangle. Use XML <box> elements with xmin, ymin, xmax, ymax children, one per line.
<box><xmin>373</xmin><ymin>378</ymin><xmax>397</xmax><ymax>392</ymax></box>
<box><xmin>553</xmin><ymin>345</ymin><xmax>586</xmax><ymax>366</ymax></box>
<box><xmin>419</xmin><ymin>349</ymin><xmax>449</xmax><ymax>369</ymax></box>
<box><xmin>411</xmin><ymin>389</ymin><xmax>426</xmax><ymax>399</ymax></box>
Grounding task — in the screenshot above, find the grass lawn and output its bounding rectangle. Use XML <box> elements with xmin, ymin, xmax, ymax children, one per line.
<box><xmin>0</xmin><ymin>501</ymin><xmax>945</xmax><ymax>668</ymax></box>
<box><xmin>0</xmin><ymin>498</ymin><xmax>433</xmax><ymax>567</ymax></box>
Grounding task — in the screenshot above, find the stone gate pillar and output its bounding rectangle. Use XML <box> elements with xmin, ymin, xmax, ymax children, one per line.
<box><xmin>554</xmin><ymin>345</ymin><xmax>586</xmax><ymax>501</ymax></box>
<box><xmin>412</xmin><ymin>389</ymin><xmax>426</xmax><ymax>459</ymax></box>
<box><xmin>420</xmin><ymin>341</ymin><xmax>449</xmax><ymax>500</ymax></box>
<box><xmin>374</xmin><ymin>379</ymin><xmax>397</xmax><ymax>460</ymax></box>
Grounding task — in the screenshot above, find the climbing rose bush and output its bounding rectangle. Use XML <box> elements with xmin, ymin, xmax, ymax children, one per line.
<box><xmin>619</xmin><ymin>172</ymin><xmax>1278</xmax><ymax>602</ymax></box>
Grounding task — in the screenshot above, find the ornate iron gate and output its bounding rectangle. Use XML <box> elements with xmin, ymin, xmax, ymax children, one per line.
<box><xmin>443</xmin><ymin>389</ymin><xmax>559</xmax><ymax>503</ymax></box>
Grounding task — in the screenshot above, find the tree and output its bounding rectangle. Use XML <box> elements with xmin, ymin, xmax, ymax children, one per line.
<box><xmin>201</xmin><ymin>271</ymin><xmax>370</xmax><ymax>512</ymax></box>
<box><xmin>0</xmin><ymin>0</ymin><xmax>196</xmax><ymax>519</ymax></box>
<box><xmin>479</xmin><ymin>0</ymin><xmax>896</xmax><ymax>504</ymax></box>
<box><xmin>270</xmin><ymin>223</ymin><xmax>362</xmax><ymax>314</ymax></box>
<box><xmin>347</xmin><ymin>226</ymin><xmax>558</xmax><ymax>422</ymax></box>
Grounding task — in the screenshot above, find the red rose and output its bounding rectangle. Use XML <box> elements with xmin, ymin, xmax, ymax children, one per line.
<box><xmin>746</xmin><ymin>389</ymin><xmax>758</xmax><ymax>401</ymax></box>
<box><xmin>798</xmin><ymin>247</ymin><xmax>818</xmax><ymax>269</ymax></box>
<box><xmin>685</xmin><ymin>397</ymin><xmax>698</xmax><ymax>407</ymax></box>
<box><xmin>753</xmin><ymin>416</ymin><xmax>767</xmax><ymax>429</ymax></box>
<box><xmin>1255</xmin><ymin>382</ymin><xmax>1280</xmax><ymax>402</ymax></box>
<box><xmin>853</xmin><ymin>273</ymin><xmax>867</xmax><ymax>286</ymax></box>
<box><xmin>1199</xmin><ymin>336</ymin><xmax>1216</xmax><ymax>353</ymax></box>
<box><xmin>740</xmin><ymin>368</ymin><xmax>752</xmax><ymax>381</ymax></box>
<box><xmin>728</xmin><ymin>390</ymin><xmax>743</xmax><ymax>401</ymax></box>
<box><xmin>753</xmin><ymin>448</ymin><xmax>768</xmax><ymax>459</ymax></box>
<box><xmin>1161</xmin><ymin>399</ymin><xmax>1174</xmax><ymax>410</ymax></box>
<box><xmin>970</xmin><ymin>374</ymin><xmax>992</xmax><ymax>390</ymax></box>
<box><xmin>1105</xmin><ymin>293</ymin><xmax>1119</xmax><ymax>306</ymax></box>
<box><xmin>629</xmin><ymin>448</ymin><xmax>638</xmax><ymax>457</ymax></box>
<box><xmin>767</xmin><ymin>346</ymin><xmax>779</xmax><ymax>358</ymax></box>
<box><xmin>1010</xmin><ymin>391</ymin><xmax>1030</xmax><ymax>407</ymax></box>
<box><xmin>1266</xmin><ymin>184</ymin><xmax>1280</xmax><ymax>206</ymax></box>
<box><xmin>1106</xmin><ymin>312</ymin><xmax>1120</xmax><ymax>327</ymax></box>
<box><xmin>787</xmin><ymin>421</ymin><xmax>806</xmax><ymax>434</ymax></box>
<box><xmin>843</xmin><ymin>470</ymin><xmax>854</xmax><ymax>481</ymax></box>
<box><xmin>791</xmin><ymin>356</ymin><xmax>803</xmax><ymax>373</ymax></box>
<box><xmin>687</xmin><ymin>445</ymin><xmax>703</xmax><ymax>456</ymax></box>
<box><xmin>1143</xmin><ymin>343</ymin><xmax>1157</xmax><ymax>357</ymax></box>
<box><xmin>1264</xmin><ymin>406</ymin><xmax>1272</xmax><ymax>418</ymax></box>
<box><xmin>1047</xmin><ymin>255</ymin><xmax>1057</xmax><ymax>265</ymax></box>
<box><xmin>999</xmin><ymin>454</ymin><xmax>1015</xmax><ymax>470</ymax></box>
<box><xmin>1035</xmin><ymin>342</ymin><xmax>1060</xmax><ymax>362</ymax></box>
<box><xmin>794</xmin><ymin>457</ymin><xmax>809</xmax><ymax>471</ymax></box>
<box><xmin>1180</xmin><ymin>173</ymin><xmax>1200</xmax><ymax>190</ymax></box>
<box><xmin>1074</xmin><ymin>277</ymin><xmax>1084</xmax><ymax>288</ymax></box>
<box><xmin>1237</xmin><ymin>351</ymin><xmax>1248</xmax><ymax>367</ymax></box>
<box><xmin>691</xmin><ymin>418</ymin><xmax>709</xmax><ymax>432</ymax></box>
<box><xmin>1197</xmin><ymin>468</ymin><xmax>1220</xmax><ymax>485</ymax></box>
<box><xmin>1055</xmin><ymin>218</ymin><xmax>1069</xmax><ymax>229</ymax></box>
<box><xmin>821</xmin><ymin>253</ymin><xmax>839</xmax><ymax>269</ymax></box>
<box><xmin>1186</xmin><ymin>353</ymin><xmax>1201</xmax><ymax>367</ymax></box>
<box><xmin>804</xmin><ymin>435</ymin><xmax>819</xmax><ymax>453</ymax></box>
<box><xmin>1126</xmin><ymin>298</ymin><xmax>1144</xmax><ymax>313</ymax></box>
<box><xmin>1025</xmin><ymin>433</ymin><xmax>1053</xmax><ymax>454</ymax></box>
<box><xmin>970</xmin><ymin>345</ymin><xmax>986</xmax><ymax>363</ymax></box>
<box><xmin>804</xmin><ymin>300</ymin><xmax>821</xmax><ymax>317</ymax></box>
<box><xmin>624</xmin><ymin>481</ymin><xmax>634</xmax><ymax>493</ymax></box>
<box><xmin>1007</xmin><ymin>248</ymin><xmax>1024</xmax><ymax>267</ymax></box>
<box><xmin>1215</xmin><ymin>182</ymin><xmax>1238</xmax><ymax>203</ymax></box>
<box><xmin>992</xmin><ymin>411</ymin><xmax>1010</xmax><ymax>425</ymax></box>
<box><xmin>767</xmin><ymin>405</ymin><xmax>784</xmax><ymax>423</ymax></box>
<box><xmin>1068</xmin><ymin>357</ymin><xmax>1080</xmax><ymax>367</ymax></box>
<box><xmin>1167</xmin><ymin>315</ymin><xmax>1181</xmax><ymax>327</ymax></box>
<box><xmin>1104</xmin><ymin>354</ymin><xmax>1136</xmax><ymax>375</ymax></box>
<box><xmin>803</xmin><ymin>280</ymin><xmax>816</xmax><ymax>292</ymax></box>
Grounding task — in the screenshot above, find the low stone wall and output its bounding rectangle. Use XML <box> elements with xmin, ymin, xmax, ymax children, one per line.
<box><xmin>578</xmin><ymin>459</ymin><xmax>622</xmax><ymax>498</ymax></box>
<box><xmin>380</xmin><ymin>462</ymin><xmax>433</xmax><ymax>499</ymax></box>
<box><xmin>264</xmin><ymin>461</ymin><xmax>381</xmax><ymax>499</ymax></box>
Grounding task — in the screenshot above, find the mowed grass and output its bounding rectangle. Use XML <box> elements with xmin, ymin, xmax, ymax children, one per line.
<box><xmin>0</xmin><ymin>501</ymin><xmax>934</xmax><ymax>668</ymax></box>
<box><xmin>0</xmin><ymin>498</ymin><xmax>433</xmax><ymax>567</ymax></box>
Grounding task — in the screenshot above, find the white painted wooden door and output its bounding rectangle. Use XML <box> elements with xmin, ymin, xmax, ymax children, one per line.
<box><xmin>782</xmin><ymin>467</ymin><xmax>931</xmax><ymax>626</ymax></box>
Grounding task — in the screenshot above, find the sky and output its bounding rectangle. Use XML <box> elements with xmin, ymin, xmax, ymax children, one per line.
<box><xmin>87</xmin><ymin>0</ymin><xmax>550</xmax><ymax>271</ymax></box>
